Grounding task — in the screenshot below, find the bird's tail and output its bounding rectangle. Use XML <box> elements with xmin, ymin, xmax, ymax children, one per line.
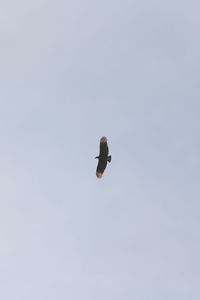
<box><xmin>107</xmin><ymin>155</ymin><xmax>112</xmax><ymax>163</ymax></box>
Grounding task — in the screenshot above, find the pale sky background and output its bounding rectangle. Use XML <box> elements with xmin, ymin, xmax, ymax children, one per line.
<box><xmin>0</xmin><ymin>0</ymin><xmax>200</xmax><ymax>299</ymax></box>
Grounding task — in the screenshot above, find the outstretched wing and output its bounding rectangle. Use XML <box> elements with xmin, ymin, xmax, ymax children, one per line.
<box><xmin>96</xmin><ymin>158</ymin><xmax>108</xmax><ymax>178</ymax></box>
<box><xmin>96</xmin><ymin>136</ymin><xmax>110</xmax><ymax>178</ymax></box>
<box><xmin>99</xmin><ymin>136</ymin><xmax>109</xmax><ymax>156</ymax></box>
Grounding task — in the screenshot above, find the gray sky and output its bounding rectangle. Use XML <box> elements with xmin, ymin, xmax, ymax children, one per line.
<box><xmin>1</xmin><ymin>0</ymin><xmax>200</xmax><ymax>299</ymax></box>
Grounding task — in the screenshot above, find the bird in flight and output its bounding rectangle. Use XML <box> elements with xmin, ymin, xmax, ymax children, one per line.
<box><xmin>95</xmin><ymin>136</ymin><xmax>112</xmax><ymax>178</ymax></box>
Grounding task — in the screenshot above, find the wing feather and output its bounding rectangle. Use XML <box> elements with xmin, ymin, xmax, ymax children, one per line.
<box><xmin>96</xmin><ymin>158</ymin><xmax>107</xmax><ymax>178</ymax></box>
<box><xmin>99</xmin><ymin>136</ymin><xmax>109</xmax><ymax>156</ymax></box>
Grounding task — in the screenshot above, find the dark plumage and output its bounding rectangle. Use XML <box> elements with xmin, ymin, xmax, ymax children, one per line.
<box><xmin>95</xmin><ymin>136</ymin><xmax>111</xmax><ymax>178</ymax></box>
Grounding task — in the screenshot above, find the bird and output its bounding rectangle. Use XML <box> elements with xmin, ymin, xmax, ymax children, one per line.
<box><xmin>95</xmin><ymin>136</ymin><xmax>112</xmax><ymax>178</ymax></box>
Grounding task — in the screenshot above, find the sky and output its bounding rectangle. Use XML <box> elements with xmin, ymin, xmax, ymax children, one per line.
<box><xmin>0</xmin><ymin>0</ymin><xmax>200</xmax><ymax>299</ymax></box>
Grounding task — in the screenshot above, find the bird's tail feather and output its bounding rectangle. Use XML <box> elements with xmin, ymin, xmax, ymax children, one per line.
<box><xmin>107</xmin><ymin>155</ymin><xmax>112</xmax><ymax>163</ymax></box>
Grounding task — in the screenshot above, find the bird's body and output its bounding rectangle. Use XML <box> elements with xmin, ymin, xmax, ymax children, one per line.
<box><xmin>95</xmin><ymin>136</ymin><xmax>111</xmax><ymax>178</ymax></box>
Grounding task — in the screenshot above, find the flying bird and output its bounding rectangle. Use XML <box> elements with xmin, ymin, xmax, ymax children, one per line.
<box><xmin>95</xmin><ymin>136</ymin><xmax>111</xmax><ymax>178</ymax></box>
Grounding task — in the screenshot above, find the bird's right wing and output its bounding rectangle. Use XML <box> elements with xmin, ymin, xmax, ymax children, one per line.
<box><xmin>99</xmin><ymin>136</ymin><xmax>109</xmax><ymax>156</ymax></box>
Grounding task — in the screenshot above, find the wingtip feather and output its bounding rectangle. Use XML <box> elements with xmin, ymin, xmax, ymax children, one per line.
<box><xmin>100</xmin><ymin>136</ymin><xmax>107</xmax><ymax>143</ymax></box>
<box><xmin>96</xmin><ymin>172</ymin><xmax>103</xmax><ymax>178</ymax></box>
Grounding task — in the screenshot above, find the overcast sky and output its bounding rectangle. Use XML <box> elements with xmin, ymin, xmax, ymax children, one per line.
<box><xmin>1</xmin><ymin>0</ymin><xmax>200</xmax><ymax>299</ymax></box>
